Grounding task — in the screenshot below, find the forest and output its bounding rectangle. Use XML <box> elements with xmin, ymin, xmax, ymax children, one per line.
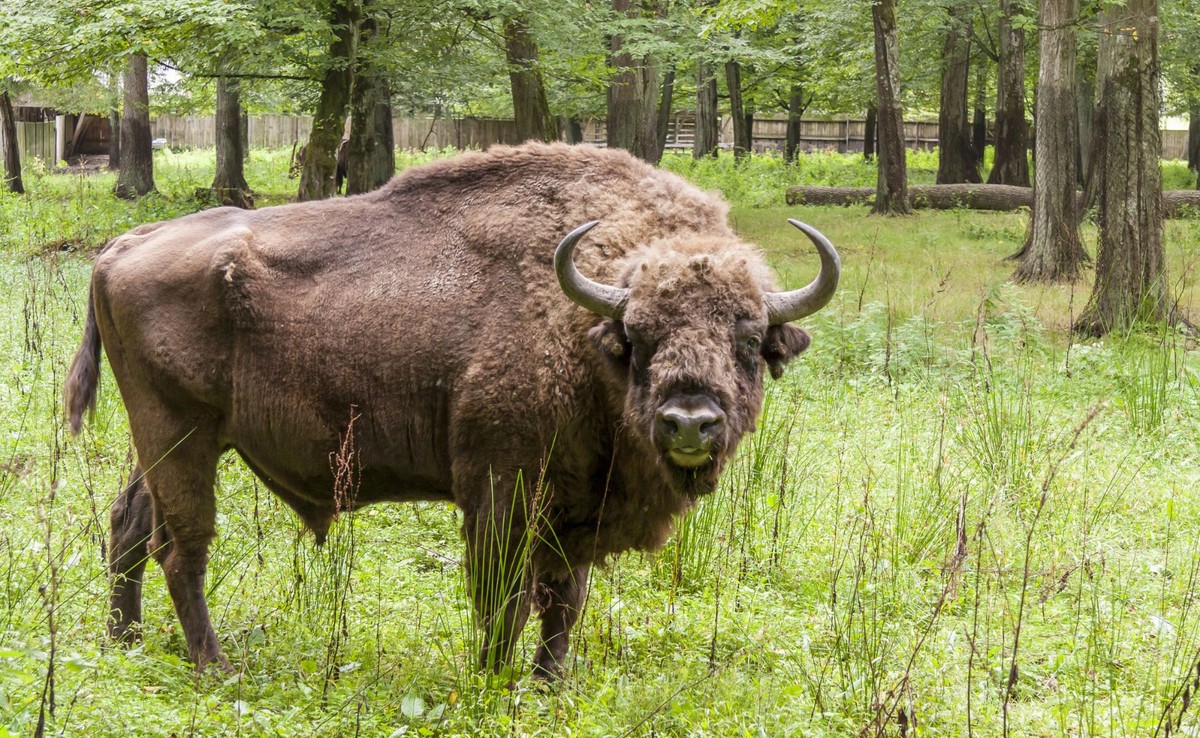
<box><xmin>2</xmin><ymin>0</ymin><xmax>1200</xmax><ymax>735</ymax></box>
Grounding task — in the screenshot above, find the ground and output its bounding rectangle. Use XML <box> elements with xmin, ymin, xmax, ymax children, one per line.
<box><xmin>1</xmin><ymin>149</ymin><xmax>1199</xmax><ymax>736</ymax></box>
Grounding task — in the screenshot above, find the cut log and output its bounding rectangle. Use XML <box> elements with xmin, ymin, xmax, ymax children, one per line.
<box><xmin>786</xmin><ymin>184</ymin><xmax>1200</xmax><ymax>218</ymax></box>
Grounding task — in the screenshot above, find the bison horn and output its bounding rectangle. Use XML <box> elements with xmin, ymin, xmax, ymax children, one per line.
<box><xmin>764</xmin><ymin>219</ymin><xmax>841</xmax><ymax>325</ymax></box>
<box><xmin>555</xmin><ymin>221</ymin><xmax>630</xmax><ymax>320</ymax></box>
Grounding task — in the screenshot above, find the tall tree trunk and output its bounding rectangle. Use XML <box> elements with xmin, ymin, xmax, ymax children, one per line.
<box><xmin>785</xmin><ymin>84</ymin><xmax>807</xmax><ymax>162</ymax></box>
<box><xmin>1012</xmin><ymin>0</ymin><xmax>1088</xmax><ymax>282</ymax></box>
<box><xmin>864</xmin><ymin>104</ymin><xmax>878</xmax><ymax>160</ymax></box>
<box><xmin>1187</xmin><ymin>107</ymin><xmax>1199</xmax><ymax>172</ymax></box>
<box><xmin>114</xmin><ymin>54</ymin><xmax>154</xmax><ymax>199</ymax></box>
<box><xmin>871</xmin><ymin>0</ymin><xmax>910</xmax><ymax>214</ymax></box>
<box><xmin>937</xmin><ymin>3</ymin><xmax>980</xmax><ymax>183</ymax></box>
<box><xmin>655</xmin><ymin>66</ymin><xmax>676</xmax><ymax>156</ymax></box>
<box><xmin>347</xmin><ymin>7</ymin><xmax>395</xmax><ymax>194</ymax></box>
<box><xmin>725</xmin><ymin>60</ymin><xmax>750</xmax><ymax>160</ymax></box>
<box><xmin>987</xmin><ymin>0</ymin><xmax>1030</xmax><ymax>185</ymax></box>
<box><xmin>299</xmin><ymin>0</ymin><xmax>357</xmax><ymax>202</ymax></box>
<box><xmin>693</xmin><ymin>62</ymin><xmax>719</xmax><ymax>159</ymax></box>
<box><xmin>107</xmin><ymin>73</ymin><xmax>120</xmax><ymax>170</ymax></box>
<box><xmin>972</xmin><ymin>61</ymin><xmax>988</xmax><ymax>166</ymax></box>
<box><xmin>607</xmin><ymin>0</ymin><xmax>660</xmax><ymax>162</ymax></box>
<box><xmin>0</xmin><ymin>89</ymin><xmax>23</xmax><ymax>194</ymax></box>
<box><xmin>241</xmin><ymin>111</ymin><xmax>249</xmax><ymax>162</ymax></box>
<box><xmin>1074</xmin><ymin>0</ymin><xmax>1178</xmax><ymax>335</ymax></box>
<box><xmin>1075</xmin><ymin>62</ymin><xmax>1094</xmax><ymax>187</ymax></box>
<box><xmin>563</xmin><ymin>116</ymin><xmax>583</xmax><ymax>144</ymax></box>
<box><xmin>504</xmin><ymin>15</ymin><xmax>558</xmax><ymax>143</ymax></box>
<box><xmin>211</xmin><ymin>70</ymin><xmax>252</xmax><ymax>208</ymax></box>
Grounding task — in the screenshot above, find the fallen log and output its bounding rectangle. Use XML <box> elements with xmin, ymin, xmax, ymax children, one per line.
<box><xmin>785</xmin><ymin>183</ymin><xmax>1200</xmax><ymax>218</ymax></box>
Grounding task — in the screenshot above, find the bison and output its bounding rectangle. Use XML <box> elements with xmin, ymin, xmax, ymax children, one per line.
<box><xmin>65</xmin><ymin>142</ymin><xmax>839</xmax><ymax>680</ymax></box>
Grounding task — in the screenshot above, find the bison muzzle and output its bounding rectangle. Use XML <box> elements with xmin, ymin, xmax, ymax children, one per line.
<box><xmin>64</xmin><ymin>142</ymin><xmax>839</xmax><ymax>680</ymax></box>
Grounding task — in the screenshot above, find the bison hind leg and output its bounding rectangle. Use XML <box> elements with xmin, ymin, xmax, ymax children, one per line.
<box><xmin>108</xmin><ymin>466</ymin><xmax>153</xmax><ymax>644</ymax></box>
<box><xmin>531</xmin><ymin>565</ymin><xmax>590</xmax><ymax>681</ymax></box>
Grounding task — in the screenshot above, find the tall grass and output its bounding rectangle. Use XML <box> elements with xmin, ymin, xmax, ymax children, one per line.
<box><xmin>1</xmin><ymin>150</ymin><xmax>1199</xmax><ymax>735</ymax></box>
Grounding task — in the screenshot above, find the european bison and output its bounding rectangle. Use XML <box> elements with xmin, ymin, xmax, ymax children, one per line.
<box><xmin>65</xmin><ymin>142</ymin><xmax>839</xmax><ymax>679</ymax></box>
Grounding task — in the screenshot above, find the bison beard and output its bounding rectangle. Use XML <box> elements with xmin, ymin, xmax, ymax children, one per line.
<box><xmin>64</xmin><ymin>143</ymin><xmax>839</xmax><ymax>680</ymax></box>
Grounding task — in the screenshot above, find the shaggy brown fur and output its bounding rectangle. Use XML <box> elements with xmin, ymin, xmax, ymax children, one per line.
<box><xmin>65</xmin><ymin>142</ymin><xmax>831</xmax><ymax>679</ymax></box>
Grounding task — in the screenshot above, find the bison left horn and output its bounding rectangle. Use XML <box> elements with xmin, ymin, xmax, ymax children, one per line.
<box><xmin>555</xmin><ymin>221</ymin><xmax>630</xmax><ymax>320</ymax></box>
<box><xmin>764</xmin><ymin>219</ymin><xmax>841</xmax><ymax>325</ymax></box>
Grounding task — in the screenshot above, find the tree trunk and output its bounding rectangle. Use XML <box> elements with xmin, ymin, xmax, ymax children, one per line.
<box><xmin>241</xmin><ymin>111</ymin><xmax>249</xmax><ymax>162</ymax></box>
<box><xmin>107</xmin><ymin>73</ymin><xmax>120</xmax><ymax>170</ymax></box>
<box><xmin>987</xmin><ymin>0</ymin><xmax>1030</xmax><ymax>186</ymax></box>
<box><xmin>937</xmin><ymin>3</ymin><xmax>980</xmax><ymax>183</ymax></box>
<box><xmin>347</xmin><ymin>8</ymin><xmax>395</xmax><ymax>194</ymax></box>
<box><xmin>1074</xmin><ymin>0</ymin><xmax>1178</xmax><ymax>335</ymax></box>
<box><xmin>864</xmin><ymin>104</ymin><xmax>878</xmax><ymax>160</ymax></box>
<box><xmin>607</xmin><ymin>0</ymin><xmax>660</xmax><ymax>162</ymax></box>
<box><xmin>1012</xmin><ymin>0</ymin><xmax>1088</xmax><ymax>282</ymax></box>
<box><xmin>655</xmin><ymin>66</ymin><xmax>676</xmax><ymax>156</ymax></box>
<box><xmin>725</xmin><ymin>60</ymin><xmax>750</xmax><ymax>161</ymax></box>
<box><xmin>785</xmin><ymin>84</ymin><xmax>807</xmax><ymax>162</ymax></box>
<box><xmin>504</xmin><ymin>15</ymin><xmax>558</xmax><ymax>143</ymax></box>
<box><xmin>1187</xmin><ymin>108</ymin><xmax>1199</xmax><ymax>171</ymax></box>
<box><xmin>0</xmin><ymin>90</ymin><xmax>23</xmax><ymax>194</ymax></box>
<box><xmin>564</xmin><ymin>117</ymin><xmax>583</xmax><ymax>144</ymax></box>
<box><xmin>972</xmin><ymin>61</ymin><xmax>988</xmax><ymax>166</ymax></box>
<box><xmin>871</xmin><ymin>0</ymin><xmax>910</xmax><ymax>214</ymax></box>
<box><xmin>114</xmin><ymin>54</ymin><xmax>154</xmax><ymax>199</ymax></box>
<box><xmin>299</xmin><ymin>0</ymin><xmax>357</xmax><ymax>202</ymax></box>
<box><xmin>211</xmin><ymin>71</ymin><xmax>252</xmax><ymax>208</ymax></box>
<box><xmin>693</xmin><ymin>62</ymin><xmax>720</xmax><ymax>159</ymax></box>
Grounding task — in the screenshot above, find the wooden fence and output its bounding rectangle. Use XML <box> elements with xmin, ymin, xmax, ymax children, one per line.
<box><xmin>14</xmin><ymin>122</ymin><xmax>56</xmax><ymax>164</ymax></box>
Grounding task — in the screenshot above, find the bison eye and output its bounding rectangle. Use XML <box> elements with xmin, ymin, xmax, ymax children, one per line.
<box><xmin>744</xmin><ymin>335</ymin><xmax>762</xmax><ymax>352</ymax></box>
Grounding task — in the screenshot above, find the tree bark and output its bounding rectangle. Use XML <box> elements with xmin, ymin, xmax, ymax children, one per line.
<box><xmin>1188</xmin><ymin>108</ymin><xmax>1199</xmax><ymax>171</ymax></box>
<box><xmin>347</xmin><ymin>8</ymin><xmax>394</xmax><ymax>194</ymax></box>
<box><xmin>871</xmin><ymin>0</ymin><xmax>910</xmax><ymax>214</ymax></box>
<box><xmin>725</xmin><ymin>60</ymin><xmax>751</xmax><ymax>161</ymax></box>
<box><xmin>1075</xmin><ymin>60</ymin><xmax>1094</xmax><ymax>186</ymax></box>
<box><xmin>864</xmin><ymin>104</ymin><xmax>878</xmax><ymax>160</ymax></box>
<box><xmin>504</xmin><ymin>15</ymin><xmax>558</xmax><ymax>143</ymax></box>
<box><xmin>655</xmin><ymin>66</ymin><xmax>676</xmax><ymax>156</ymax></box>
<box><xmin>785</xmin><ymin>84</ymin><xmax>808</xmax><ymax>162</ymax></box>
<box><xmin>211</xmin><ymin>71</ymin><xmax>252</xmax><ymax>208</ymax></box>
<box><xmin>693</xmin><ymin>62</ymin><xmax>720</xmax><ymax>159</ymax></box>
<box><xmin>564</xmin><ymin>116</ymin><xmax>583</xmax><ymax>144</ymax></box>
<box><xmin>299</xmin><ymin>0</ymin><xmax>357</xmax><ymax>202</ymax></box>
<box><xmin>987</xmin><ymin>0</ymin><xmax>1030</xmax><ymax>186</ymax></box>
<box><xmin>937</xmin><ymin>3</ymin><xmax>980</xmax><ymax>183</ymax></box>
<box><xmin>114</xmin><ymin>54</ymin><xmax>154</xmax><ymax>199</ymax></box>
<box><xmin>0</xmin><ymin>90</ymin><xmax>23</xmax><ymax>194</ymax></box>
<box><xmin>107</xmin><ymin>73</ymin><xmax>120</xmax><ymax>170</ymax></box>
<box><xmin>1012</xmin><ymin>0</ymin><xmax>1088</xmax><ymax>282</ymax></box>
<box><xmin>607</xmin><ymin>0</ymin><xmax>660</xmax><ymax>162</ymax></box>
<box><xmin>1074</xmin><ymin>0</ymin><xmax>1179</xmax><ymax>335</ymax></box>
<box><xmin>972</xmin><ymin>61</ymin><xmax>988</xmax><ymax>166</ymax></box>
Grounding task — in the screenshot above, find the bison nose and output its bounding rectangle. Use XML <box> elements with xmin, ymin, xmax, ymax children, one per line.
<box><xmin>655</xmin><ymin>396</ymin><xmax>726</xmax><ymax>453</ymax></box>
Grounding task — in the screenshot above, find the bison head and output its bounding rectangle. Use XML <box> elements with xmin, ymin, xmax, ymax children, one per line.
<box><xmin>556</xmin><ymin>220</ymin><xmax>840</xmax><ymax>495</ymax></box>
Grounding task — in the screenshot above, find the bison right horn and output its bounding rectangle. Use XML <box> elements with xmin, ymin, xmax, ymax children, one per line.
<box><xmin>764</xmin><ymin>219</ymin><xmax>841</xmax><ymax>325</ymax></box>
<box><xmin>555</xmin><ymin>221</ymin><xmax>630</xmax><ymax>320</ymax></box>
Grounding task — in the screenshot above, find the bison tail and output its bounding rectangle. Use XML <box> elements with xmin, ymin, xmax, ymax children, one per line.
<box><xmin>65</xmin><ymin>285</ymin><xmax>103</xmax><ymax>435</ymax></box>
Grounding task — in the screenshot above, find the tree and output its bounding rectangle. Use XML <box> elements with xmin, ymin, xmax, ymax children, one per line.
<box><xmin>606</xmin><ymin>0</ymin><xmax>662</xmax><ymax>162</ymax></box>
<box><xmin>347</xmin><ymin>4</ymin><xmax>394</xmax><ymax>194</ymax></box>
<box><xmin>693</xmin><ymin>62</ymin><xmax>719</xmax><ymax>158</ymax></box>
<box><xmin>1074</xmin><ymin>0</ymin><xmax>1183</xmax><ymax>335</ymax></box>
<box><xmin>114</xmin><ymin>54</ymin><xmax>154</xmax><ymax>199</ymax></box>
<box><xmin>504</xmin><ymin>14</ymin><xmax>558</xmax><ymax>142</ymax></box>
<box><xmin>299</xmin><ymin>0</ymin><xmax>358</xmax><ymax>202</ymax></box>
<box><xmin>0</xmin><ymin>88</ymin><xmax>23</xmax><ymax>194</ymax></box>
<box><xmin>785</xmin><ymin>82</ymin><xmax>810</xmax><ymax>162</ymax></box>
<box><xmin>864</xmin><ymin>104</ymin><xmax>877</xmax><ymax>160</ymax></box>
<box><xmin>211</xmin><ymin>62</ymin><xmax>253</xmax><ymax>208</ymax></box>
<box><xmin>936</xmin><ymin>2</ymin><xmax>980</xmax><ymax>183</ymax></box>
<box><xmin>726</xmin><ymin>59</ymin><xmax>751</xmax><ymax>160</ymax></box>
<box><xmin>987</xmin><ymin>0</ymin><xmax>1030</xmax><ymax>186</ymax></box>
<box><xmin>871</xmin><ymin>0</ymin><xmax>910</xmax><ymax>214</ymax></box>
<box><xmin>1011</xmin><ymin>0</ymin><xmax>1088</xmax><ymax>282</ymax></box>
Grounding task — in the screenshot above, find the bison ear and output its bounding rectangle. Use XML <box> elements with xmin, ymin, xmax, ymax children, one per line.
<box><xmin>762</xmin><ymin>324</ymin><xmax>811</xmax><ymax>379</ymax></box>
<box><xmin>589</xmin><ymin>319</ymin><xmax>631</xmax><ymax>372</ymax></box>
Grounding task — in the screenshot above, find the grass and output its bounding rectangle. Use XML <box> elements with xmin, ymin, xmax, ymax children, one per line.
<box><xmin>1</xmin><ymin>148</ymin><xmax>1200</xmax><ymax>736</ymax></box>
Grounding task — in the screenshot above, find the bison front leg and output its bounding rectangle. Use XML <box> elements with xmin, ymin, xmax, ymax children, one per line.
<box><xmin>463</xmin><ymin>509</ymin><xmax>533</xmax><ymax>675</ymax></box>
<box><xmin>108</xmin><ymin>467</ymin><xmax>153</xmax><ymax>643</ymax></box>
<box><xmin>532</xmin><ymin>565</ymin><xmax>589</xmax><ymax>680</ymax></box>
